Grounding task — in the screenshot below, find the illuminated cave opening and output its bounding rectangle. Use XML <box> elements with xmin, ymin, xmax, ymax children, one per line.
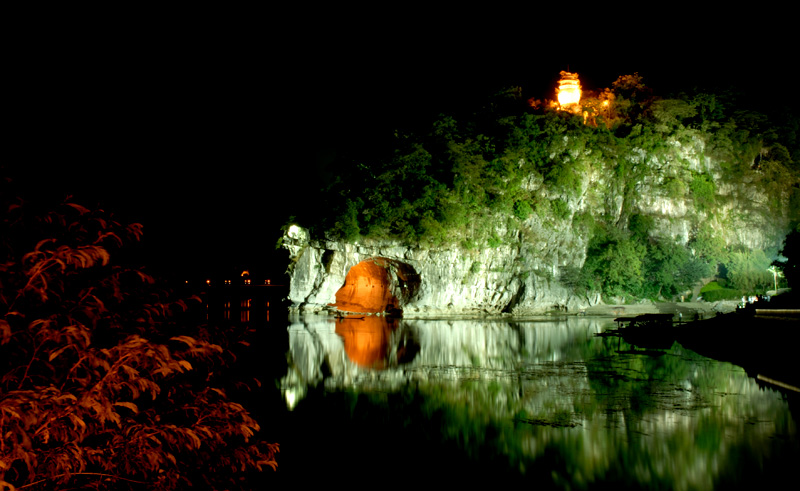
<box><xmin>331</xmin><ymin>257</ymin><xmax>419</xmax><ymax>315</ymax></box>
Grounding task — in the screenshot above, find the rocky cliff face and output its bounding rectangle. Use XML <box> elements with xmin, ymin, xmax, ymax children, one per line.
<box><xmin>283</xmin><ymin>224</ymin><xmax>589</xmax><ymax>316</ymax></box>
<box><xmin>282</xmin><ymin>135</ymin><xmax>791</xmax><ymax>316</ymax></box>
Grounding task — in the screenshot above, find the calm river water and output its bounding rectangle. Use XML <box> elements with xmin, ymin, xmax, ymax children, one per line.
<box><xmin>218</xmin><ymin>294</ymin><xmax>798</xmax><ymax>489</ymax></box>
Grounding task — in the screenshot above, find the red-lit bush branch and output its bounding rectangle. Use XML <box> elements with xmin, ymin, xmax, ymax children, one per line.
<box><xmin>0</xmin><ymin>192</ymin><xmax>277</xmax><ymax>490</ymax></box>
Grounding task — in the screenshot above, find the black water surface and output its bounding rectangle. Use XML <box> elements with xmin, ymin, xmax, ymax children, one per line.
<box><xmin>214</xmin><ymin>294</ymin><xmax>798</xmax><ymax>489</ymax></box>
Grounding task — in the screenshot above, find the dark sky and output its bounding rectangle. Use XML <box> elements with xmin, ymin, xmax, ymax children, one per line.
<box><xmin>7</xmin><ymin>8</ymin><xmax>795</xmax><ymax>283</ymax></box>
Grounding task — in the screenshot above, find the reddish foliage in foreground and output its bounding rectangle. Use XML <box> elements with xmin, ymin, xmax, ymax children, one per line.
<box><xmin>0</xmin><ymin>188</ymin><xmax>277</xmax><ymax>490</ymax></box>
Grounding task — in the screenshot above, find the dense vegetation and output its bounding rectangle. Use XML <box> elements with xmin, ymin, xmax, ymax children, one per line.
<box><xmin>0</xmin><ymin>184</ymin><xmax>278</xmax><ymax>490</ymax></box>
<box><xmin>295</xmin><ymin>73</ymin><xmax>800</xmax><ymax>301</ymax></box>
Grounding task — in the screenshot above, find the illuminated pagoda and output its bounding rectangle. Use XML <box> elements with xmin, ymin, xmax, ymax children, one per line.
<box><xmin>556</xmin><ymin>70</ymin><xmax>582</xmax><ymax>112</ymax></box>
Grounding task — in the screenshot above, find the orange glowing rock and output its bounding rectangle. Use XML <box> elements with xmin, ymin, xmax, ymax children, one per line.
<box><xmin>332</xmin><ymin>258</ymin><xmax>398</xmax><ymax>314</ymax></box>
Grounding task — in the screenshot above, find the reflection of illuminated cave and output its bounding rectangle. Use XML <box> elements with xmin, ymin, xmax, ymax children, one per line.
<box><xmin>335</xmin><ymin>316</ymin><xmax>420</xmax><ymax>369</ymax></box>
<box><xmin>335</xmin><ymin>316</ymin><xmax>393</xmax><ymax>369</ymax></box>
<box><xmin>331</xmin><ymin>257</ymin><xmax>420</xmax><ymax>315</ymax></box>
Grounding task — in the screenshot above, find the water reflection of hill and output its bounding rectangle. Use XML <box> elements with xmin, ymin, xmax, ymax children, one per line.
<box><xmin>282</xmin><ymin>315</ymin><xmax>605</xmax><ymax>397</ymax></box>
<box><xmin>278</xmin><ymin>314</ymin><xmax>798</xmax><ymax>488</ymax></box>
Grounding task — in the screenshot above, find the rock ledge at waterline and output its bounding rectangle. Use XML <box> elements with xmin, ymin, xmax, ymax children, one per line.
<box><xmin>282</xmin><ymin>225</ymin><xmax>728</xmax><ymax>318</ymax></box>
<box><xmin>281</xmin><ymin>134</ymin><xmax>787</xmax><ymax>317</ymax></box>
<box><xmin>290</xmin><ymin>227</ymin><xmax>735</xmax><ymax>318</ymax></box>
<box><xmin>282</xmin><ymin>224</ymin><xmax>591</xmax><ymax>316</ymax></box>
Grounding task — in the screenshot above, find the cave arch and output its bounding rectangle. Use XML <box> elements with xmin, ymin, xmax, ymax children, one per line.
<box><xmin>331</xmin><ymin>257</ymin><xmax>420</xmax><ymax>315</ymax></box>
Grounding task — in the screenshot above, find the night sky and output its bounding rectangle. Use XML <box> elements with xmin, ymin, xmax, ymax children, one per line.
<box><xmin>7</xmin><ymin>8</ymin><xmax>795</xmax><ymax>284</ymax></box>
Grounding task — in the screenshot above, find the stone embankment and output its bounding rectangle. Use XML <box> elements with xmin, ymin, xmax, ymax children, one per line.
<box><xmin>582</xmin><ymin>300</ymin><xmax>737</xmax><ymax>318</ymax></box>
<box><xmin>282</xmin><ymin>222</ymin><xmax>766</xmax><ymax>318</ymax></box>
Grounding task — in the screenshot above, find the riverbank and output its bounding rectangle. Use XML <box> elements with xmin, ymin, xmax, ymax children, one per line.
<box><xmin>580</xmin><ymin>294</ymin><xmax>800</xmax><ymax>399</ymax></box>
<box><xmin>675</xmin><ymin>308</ymin><xmax>800</xmax><ymax>394</ymax></box>
<box><xmin>582</xmin><ymin>300</ymin><xmax>735</xmax><ymax>318</ymax></box>
<box><xmin>326</xmin><ymin>300</ymin><xmax>737</xmax><ymax>321</ymax></box>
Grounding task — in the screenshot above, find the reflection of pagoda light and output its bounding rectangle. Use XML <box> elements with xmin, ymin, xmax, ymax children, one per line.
<box><xmin>284</xmin><ymin>388</ymin><xmax>298</xmax><ymax>410</ymax></box>
<box><xmin>556</xmin><ymin>71</ymin><xmax>581</xmax><ymax>107</ymax></box>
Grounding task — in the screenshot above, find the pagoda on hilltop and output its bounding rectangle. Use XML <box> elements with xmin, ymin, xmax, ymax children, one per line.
<box><xmin>556</xmin><ymin>71</ymin><xmax>582</xmax><ymax>112</ymax></box>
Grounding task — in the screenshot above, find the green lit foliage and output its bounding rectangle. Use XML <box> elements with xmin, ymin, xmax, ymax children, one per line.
<box><xmin>628</xmin><ymin>214</ymin><xmax>654</xmax><ymax>240</ymax></box>
<box><xmin>706</xmin><ymin>110</ymin><xmax>767</xmax><ymax>178</ymax></box>
<box><xmin>330</xmin><ymin>198</ymin><xmax>362</xmax><ymax>242</ymax></box>
<box><xmin>754</xmin><ymin>144</ymin><xmax>797</xmax><ymax>214</ymax></box>
<box><xmin>649</xmin><ymin>99</ymin><xmax>697</xmax><ymax>134</ymax></box>
<box><xmin>537</xmin><ymin>113</ymin><xmax>592</xmax><ymax>197</ymax></box>
<box><xmin>642</xmin><ymin>238</ymin><xmax>709</xmax><ymax>299</ymax></box>
<box><xmin>551</xmin><ymin>199</ymin><xmax>571</xmax><ymax>220</ymax></box>
<box><xmin>559</xmin><ymin>265</ymin><xmax>590</xmax><ymax>294</ymax></box>
<box><xmin>646</xmin><ymin>226</ymin><xmax>709</xmax><ymax>297</ymax></box>
<box><xmin>340</xmin><ymin>143</ymin><xmax>451</xmax><ymax>244</ymax></box>
<box><xmin>688</xmin><ymin>92</ymin><xmax>728</xmax><ymax>131</ymax></box>
<box><xmin>299</xmin><ymin>73</ymin><xmax>799</xmax><ymax>300</ymax></box>
<box><xmin>610</xmin><ymin>73</ymin><xmax>652</xmax><ymax>125</ymax></box>
<box><xmin>581</xmin><ymin>227</ymin><xmax>645</xmax><ymax>298</ymax></box>
<box><xmin>689</xmin><ymin>174</ymin><xmax>716</xmax><ymax>211</ymax></box>
<box><xmin>0</xmin><ymin>194</ymin><xmax>277</xmax><ymax>490</ymax></box>
<box><xmin>773</xmin><ymin>110</ymin><xmax>800</xmax><ymax>170</ymax></box>
<box><xmin>699</xmin><ymin>281</ymin><xmax>742</xmax><ymax>302</ymax></box>
<box><xmin>777</xmin><ymin>226</ymin><xmax>800</xmax><ymax>288</ymax></box>
<box><xmin>513</xmin><ymin>200</ymin><xmax>532</xmax><ymax>221</ymax></box>
<box><xmin>504</xmin><ymin>112</ymin><xmax>550</xmax><ymax>168</ymax></box>
<box><xmin>689</xmin><ymin>225</ymin><xmax>729</xmax><ymax>270</ymax></box>
<box><xmin>723</xmin><ymin>248</ymin><xmax>773</xmax><ymax>293</ymax></box>
<box><xmin>581</xmin><ymin>218</ymin><xmax>709</xmax><ymax>300</ymax></box>
<box><xmin>664</xmin><ymin>177</ymin><xmax>687</xmax><ymax>200</ymax></box>
<box><xmin>611</xmin><ymin>73</ymin><xmax>648</xmax><ymax>102</ymax></box>
<box><xmin>600</xmin><ymin>238</ymin><xmax>646</xmax><ymax>298</ymax></box>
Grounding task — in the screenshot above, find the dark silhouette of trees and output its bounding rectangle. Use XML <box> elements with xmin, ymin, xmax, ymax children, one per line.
<box><xmin>778</xmin><ymin>226</ymin><xmax>800</xmax><ymax>289</ymax></box>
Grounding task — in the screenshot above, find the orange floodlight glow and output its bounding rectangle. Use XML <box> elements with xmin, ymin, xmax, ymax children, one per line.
<box><xmin>556</xmin><ymin>71</ymin><xmax>581</xmax><ymax>108</ymax></box>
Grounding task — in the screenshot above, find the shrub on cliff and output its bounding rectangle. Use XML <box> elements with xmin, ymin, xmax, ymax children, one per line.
<box><xmin>0</xmin><ymin>188</ymin><xmax>277</xmax><ymax>490</ymax></box>
<box><xmin>724</xmin><ymin>248</ymin><xmax>773</xmax><ymax>293</ymax></box>
<box><xmin>699</xmin><ymin>282</ymin><xmax>742</xmax><ymax>302</ymax></box>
